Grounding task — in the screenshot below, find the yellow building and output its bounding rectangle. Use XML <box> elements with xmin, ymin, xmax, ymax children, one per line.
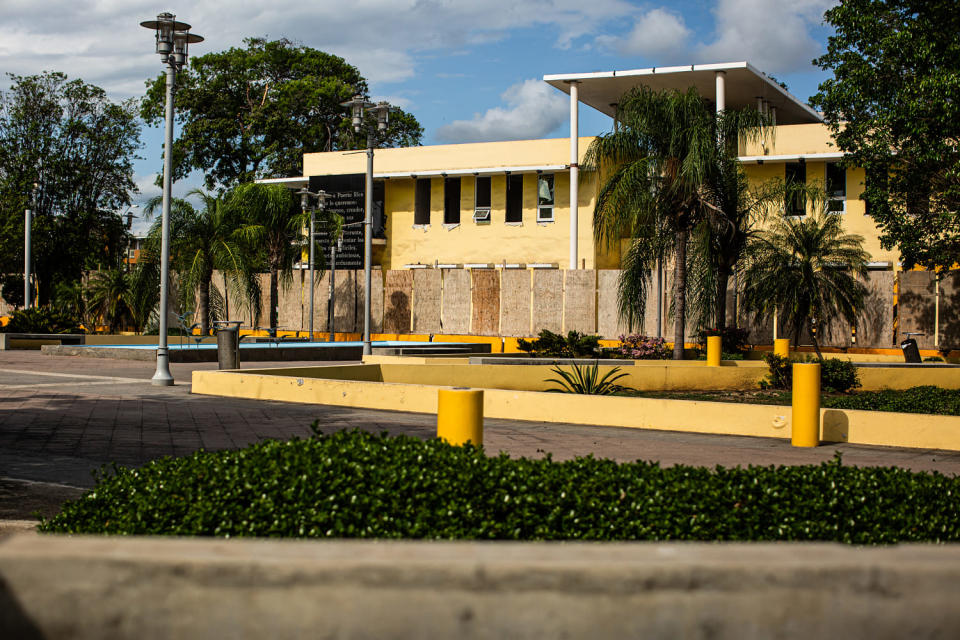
<box><xmin>267</xmin><ymin>62</ymin><xmax>894</xmax><ymax>273</ymax></box>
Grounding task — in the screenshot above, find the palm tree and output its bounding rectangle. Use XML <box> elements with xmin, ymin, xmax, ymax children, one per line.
<box><xmin>739</xmin><ymin>209</ymin><xmax>869</xmax><ymax>360</ymax></box>
<box><xmin>584</xmin><ymin>87</ymin><xmax>766</xmax><ymax>358</ymax></box>
<box><xmin>228</xmin><ymin>183</ymin><xmax>311</xmax><ymax>332</ymax></box>
<box><xmin>86</xmin><ymin>268</ymin><xmax>133</xmax><ymax>333</ymax></box>
<box><xmin>144</xmin><ymin>190</ymin><xmax>262</xmax><ymax>336</ymax></box>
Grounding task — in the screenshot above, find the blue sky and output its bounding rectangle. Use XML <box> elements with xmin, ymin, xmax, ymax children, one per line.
<box><xmin>0</xmin><ymin>0</ymin><xmax>837</xmax><ymax>231</ymax></box>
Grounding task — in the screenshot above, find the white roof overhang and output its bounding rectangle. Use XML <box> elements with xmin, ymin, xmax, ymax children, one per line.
<box><xmin>544</xmin><ymin>62</ymin><xmax>822</xmax><ymax>125</ymax></box>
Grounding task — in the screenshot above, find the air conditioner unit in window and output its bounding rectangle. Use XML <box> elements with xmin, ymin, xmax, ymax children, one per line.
<box><xmin>537</xmin><ymin>206</ymin><xmax>554</xmax><ymax>222</ymax></box>
<box><xmin>474</xmin><ymin>207</ymin><xmax>491</xmax><ymax>222</ymax></box>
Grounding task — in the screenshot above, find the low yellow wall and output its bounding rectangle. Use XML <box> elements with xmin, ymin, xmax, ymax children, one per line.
<box><xmin>192</xmin><ymin>368</ymin><xmax>960</xmax><ymax>452</ymax></box>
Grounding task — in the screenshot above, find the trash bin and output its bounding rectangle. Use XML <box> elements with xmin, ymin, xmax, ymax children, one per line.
<box><xmin>900</xmin><ymin>337</ymin><xmax>922</xmax><ymax>363</ymax></box>
<box><xmin>214</xmin><ymin>321</ymin><xmax>242</xmax><ymax>369</ymax></box>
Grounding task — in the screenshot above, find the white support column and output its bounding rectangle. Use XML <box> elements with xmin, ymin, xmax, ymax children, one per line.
<box><xmin>715</xmin><ymin>71</ymin><xmax>726</xmax><ymax>114</ymax></box>
<box><xmin>569</xmin><ymin>81</ymin><xmax>579</xmax><ymax>270</ymax></box>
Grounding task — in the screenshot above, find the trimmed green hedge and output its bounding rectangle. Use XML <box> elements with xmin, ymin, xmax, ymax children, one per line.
<box><xmin>40</xmin><ymin>429</ymin><xmax>960</xmax><ymax>543</ymax></box>
<box><xmin>825</xmin><ymin>386</ymin><xmax>960</xmax><ymax>415</ymax></box>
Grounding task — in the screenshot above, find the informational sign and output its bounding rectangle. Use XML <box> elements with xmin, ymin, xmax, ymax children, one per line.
<box><xmin>308</xmin><ymin>173</ymin><xmax>385</xmax><ymax>270</ymax></box>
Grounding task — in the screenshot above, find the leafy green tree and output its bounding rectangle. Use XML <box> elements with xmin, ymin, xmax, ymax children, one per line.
<box><xmin>141</xmin><ymin>38</ymin><xmax>423</xmax><ymax>191</ymax></box>
<box><xmin>0</xmin><ymin>72</ymin><xmax>140</xmax><ymax>301</ymax></box>
<box><xmin>739</xmin><ymin>209</ymin><xmax>870</xmax><ymax>360</ymax></box>
<box><xmin>143</xmin><ymin>191</ymin><xmax>263</xmax><ymax>336</ymax></box>
<box><xmin>229</xmin><ymin>183</ymin><xmax>309</xmax><ymax>331</ymax></box>
<box><xmin>811</xmin><ymin>0</ymin><xmax>960</xmax><ymax>270</ymax></box>
<box><xmin>584</xmin><ymin>87</ymin><xmax>765</xmax><ymax>358</ymax></box>
<box><xmin>86</xmin><ymin>268</ymin><xmax>134</xmax><ymax>334</ymax></box>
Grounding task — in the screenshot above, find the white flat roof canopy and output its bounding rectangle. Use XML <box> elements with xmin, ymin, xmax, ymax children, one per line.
<box><xmin>544</xmin><ymin>61</ymin><xmax>822</xmax><ymax>125</ymax></box>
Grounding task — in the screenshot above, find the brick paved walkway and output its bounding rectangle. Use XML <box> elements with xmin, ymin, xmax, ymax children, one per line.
<box><xmin>2</xmin><ymin>351</ymin><xmax>959</xmax><ymax>519</ymax></box>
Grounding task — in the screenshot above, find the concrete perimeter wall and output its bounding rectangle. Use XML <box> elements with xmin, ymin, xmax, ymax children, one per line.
<box><xmin>204</xmin><ymin>268</ymin><xmax>960</xmax><ymax>349</ymax></box>
<box><xmin>4</xmin><ymin>535</ymin><xmax>960</xmax><ymax>639</ymax></box>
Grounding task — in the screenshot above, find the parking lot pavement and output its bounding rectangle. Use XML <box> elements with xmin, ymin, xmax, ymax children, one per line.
<box><xmin>3</xmin><ymin>350</ymin><xmax>959</xmax><ymax>521</ymax></box>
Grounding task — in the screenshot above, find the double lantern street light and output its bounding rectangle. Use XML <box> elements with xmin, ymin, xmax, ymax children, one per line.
<box><xmin>140</xmin><ymin>13</ymin><xmax>203</xmax><ymax>386</ymax></box>
<box><xmin>340</xmin><ymin>95</ymin><xmax>391</xmax><ymax>356</ymax></box>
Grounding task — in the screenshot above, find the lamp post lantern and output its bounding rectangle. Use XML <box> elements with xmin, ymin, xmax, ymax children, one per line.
<box><xmin>140</xmin><ymin>12</ymin><xmax>203</xmax><ymax>386</ymax></box>
<box><xmin>297</xmin><ymin>187</ymin><xmax>328</xmax><ymax>340</ymax></box>
<box><xmin>341</xmin><ymin>95</ymin><xmax>390</xmax><ymax>356</ymax></box>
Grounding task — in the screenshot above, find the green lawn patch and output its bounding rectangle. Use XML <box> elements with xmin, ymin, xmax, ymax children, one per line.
<box><xmin>40</xmin><ymin>428</ymin><xmax>960</xmax><ymax>543</ymax></box>
<box><xmin>614</xmin><ymin>386</ymin><xmax>960</xmax><ymax>416</ymax></box>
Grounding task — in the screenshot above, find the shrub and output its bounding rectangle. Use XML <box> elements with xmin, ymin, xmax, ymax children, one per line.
<box><xmin>517</xmin><ymin>329</ymin><xmax>600</xmax><ymax>358</ymax></box>
<box><xmin>760</xmin><ymin>353</ymin><xmax>792</xmax><ymax>389</ymax></box>
<box><xmin>760</xmin><ymin>354</ymin><xmax>860</xmax><ymax>393</ymax></box>
<box><xmin>825</xmin><ymin>386</ymin><xmax>960</xmax><ymax>416</ymax></box>
<box><xmin>546</xmin><ymin>362</ymin><xmax>628</xmax><ymax>395</ymax></box>
<box><xmin>820</xmin><ymin>359</ymin><xmax>861</xmax><ymax>393</ymax></box>
<box><xmin>618</xmin><ymin>334</ymin><xmax>670</xmax><ymax>360</ymax></box>
<box><xmin>1</xmin><ymin>306</ymin><xmax>83</xmax><ymax>334</ymax></box>
<box><xmin>696</xmin><ymin>327</ymin><xmax>751</xmax><ymax>355</ymax></box>
<box><xmin>40</xmin><ymin>429</ymin><xmax>960</xmax><ymax>543</ymax></box>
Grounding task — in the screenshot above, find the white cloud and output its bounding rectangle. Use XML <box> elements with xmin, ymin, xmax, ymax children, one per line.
<box><xmin>697</xmin><ymin>0</ymin><xmax>836</xmax><ymax>73</ymax></box>
<box><xmin>435</xmin><ymin>79</ymin><xmax>568</xmax><ymax>143</ymax></box>
<box><xmin>0</xmin><ymin>0</ymin><xmax>635</xmax><ymax>99</ymax></box>
<box><xmin>598</xmin><ymin>8</ymin><xmax>692</xmax><ymax>61</ymax></box>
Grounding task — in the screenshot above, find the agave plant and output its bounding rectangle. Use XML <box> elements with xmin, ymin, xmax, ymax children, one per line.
<box><xmin>545</xmin><ymin>362</ymin><xmax>629</xmax><ymax>395</ymax></box>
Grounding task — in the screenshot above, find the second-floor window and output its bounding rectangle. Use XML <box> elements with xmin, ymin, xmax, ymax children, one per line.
<box><xmin>414</xmin><ymin>178</ymin><xmax>431</xmax><ymax>225</ymax></box>
<box><xmin>474</xmin><ymin>176</ymin><xmax>491</xmax><ymax>223</ymax></box>
<box><xmin>785</xmin><ymin>162</ymin><xmax>806</xmax><ymax>216</ymax></box>
<box><xmin>537</xmin><ymin>174</ymin><xmax>554</xmax><ymax>222</ymax></box>
<box><xmin>826</xmin><ymin>163</ymin><xmax>846</xmax><ymax>213</ymax></box>
<box><xmin>444</xmin><ymin>177</ymin><xmax>461</xmax><ymax>224</ymax></box>
<box><xmin>506</xmin><ymin>174</ymin><xmax>523</xmax><ymax>223</ymax></box>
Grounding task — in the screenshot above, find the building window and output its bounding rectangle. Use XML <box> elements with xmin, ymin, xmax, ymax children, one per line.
<box><xmin>537</xmin><ymin>173</ymin><xmax>554</xmax><ymax>222</ymax></box>
<box><xmin>414</xmin><ymin>178</ymin><xmax>431</xmax><ymax>225</ymax></box>
<box><xmin>474</xmin><ymin>176</ymin><xmax>491</xmax><ymax>223</ymax></box>
<box><xmin>784</xmin><ymin>162</ymin><xmax>806</xmax><ymax>216</ymax></box>
<box><xmin>864</xmin><ymin>165</ymin><xmax>888</xmax><ymax>217</ymax></box>
<box><xmin>506</xmin><ymin>173</ymin><xmax>523</xmax><ymax>223</ymax></box>
<box><xmin>826</xmin><ymin>163</ymin><xmax>846</xmax><ymax>213</ymax></box>
<box><xmin>444</xmin><ymin>177</ymin><xmax>461</xmax><ymax>225</ymax></box>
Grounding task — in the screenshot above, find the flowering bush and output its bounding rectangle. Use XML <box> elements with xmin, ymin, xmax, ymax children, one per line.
<box><xmin>618</xmin><ymin>334</ymin><xmax>670</xmax><ymax>360</ymax></box>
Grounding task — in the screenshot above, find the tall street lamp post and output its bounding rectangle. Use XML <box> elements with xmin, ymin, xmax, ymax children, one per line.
<box><xmin>297</xmin><ymin>188</ymin><xmax>328</xmax><ymax>340</ymax></box>
<box><xmin>140</xmin><ymin>12</ymin><xmax>203</xmax><ymax>386</ymax></box>
<box><xmin>24</xmin><ymin>183</ymin><xmax>37</xmax><ymax>310</ymax></box>
<box><xmin>341</xmin><ymin>95</ymin><xmax>390</xmax><ymax>356</ymax></box>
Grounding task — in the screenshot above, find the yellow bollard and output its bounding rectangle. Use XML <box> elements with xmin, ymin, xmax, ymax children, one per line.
<box><xmin>706</xmin><ymin>335</ymin><xmax>722</xmax><ymax>366</ymax></box>
<box><xmin>437</xmin><ymin>387</ymin><xmax>484</xmax><ymax>446</ymax></box>
<box><xmin>774</xmin><ymin>338</ymin><xmax>790</xmax><ymax>358</ymax></box>
<box><xmin>791</xmin><ymin>363</ymin><xmax>821</xmax><ymax>447</ymax></box>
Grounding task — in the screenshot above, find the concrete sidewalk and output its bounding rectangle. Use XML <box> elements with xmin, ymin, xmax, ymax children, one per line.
<box><xmin>3</xmin><ymin>351</ymin><xmax>959</xmax><ymax>522</ymax></box>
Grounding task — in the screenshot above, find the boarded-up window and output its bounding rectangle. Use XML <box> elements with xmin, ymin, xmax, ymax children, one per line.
<box><xmin>444</xmin><ymin>177</ymin><xmax>461</xmax><ymax>224</ymax></box>
<box><xmin>415</xmin><ymin>179</ymin><xmax>431</xmax><ymax>225</ymax></box>
<box><xmin>506</xmin><ymin>173</ymin><xmax>523</xmax><ymax>223</ymax></box>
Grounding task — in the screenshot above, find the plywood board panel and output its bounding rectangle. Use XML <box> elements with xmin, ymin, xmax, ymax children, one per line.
<box><xmin>471</xmin><ymin>269</ymin><xmax>500</xmax><ymax>336</ymax></box>
<box><xmin>532</xmin><ymin>270</ymin><xmax>562</xmax><ymax>334</ymax></box>
<box><xmin>277</xmin><ymin>274</ymin><xmax>303</xmax><ymax>331</ymax></box>
<box><xmin>367</xmin><ymin>269</ymin><xmax>384</xmax><ymax>334</ymax></box>
<box><xmin>441</xmin><ymin>269</ymin><xmax>470</xmax><ymax>335</ymax></box>
<box><xmin>312</xmin><ymin>272</ymin><xmax>330</xmax><ymax>334</ymax></box>
<box><xmin>938</xmin><ymin>270</ymin><xmax>960</xmax><ymax>350</ymax></box>
<box><xmin>897</xmin><ymin>270</ymin><xmax>937</xmax><ymax>349</ymax></box>
<box><xmin>856</xmin><ymin>271</ymin><xmax>894</xmax><ymax>348</ymax></box>
<box><xmin>499</xmin><ymin>269</ymin><xmax>532</xmax><ymax>337</ymax></box>
<box><xmin>563</xmin><ymin>270</ymin><xmax>597</xmax><ymax>334</ymax></box>
<box><xmin>412</xmin><ymin>269</ymin><xmax>442</xmax><ymax>333</ymax></box>
<box><xmin>383</xmin><ymin>270</ymin><xmax>413</xmax><ymax>334</ymax></box>
<box><xmin>597</xmin><ymin>270</ymin><xmax>630</xmax><ymax>339</ymax></box>
<box><xmin>333</xmin><ymin>269</ymin><xmax>358</xmax><ymax>333</ymax></box>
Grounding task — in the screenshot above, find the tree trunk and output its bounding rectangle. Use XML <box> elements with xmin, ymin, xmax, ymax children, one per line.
<box><xmin>715</xmin><ymin>266</ymin><xmax>730</xmax><ymax>332</ymax></box>
<box><xmin>673</xmin><ymin>228</ymin><xmax>689</xmax><ymax>360</ymax></box>
<box><xmin>269</xmin><ymin>268</ymin><xmax>279</xmax><ymax>331</ymax></box>
<box><xmin>198</xmin><ymin>278</ymin><xmax>210</xmax><ymax>337</ymax></box>
<box><xmin>810</xmin><ymin>318</ymin><xmax>824</xmax><ymax>362</ymax></box>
